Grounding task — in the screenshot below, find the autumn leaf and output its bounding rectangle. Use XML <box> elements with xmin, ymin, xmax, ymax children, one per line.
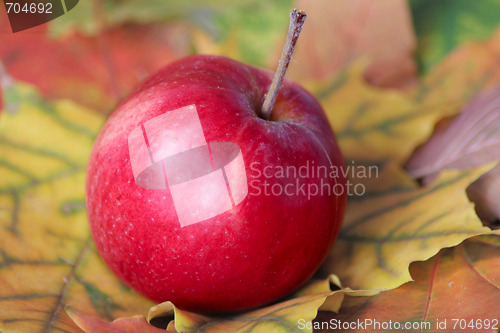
<box><xmin>3</xmin><ymin>2</ymin><xmax>500</xmax><ymax>332</ymax></box>
<box><xmin>314</xmin><ymin>235</ymin><xmax>500</xmax><ymax>333</ymax></box>
<box><xmin>288</xmin><ymin>0</ymin><xmax>417</xmax><ymax>89</ymax></box>
<box><xmin>319</xmin><ymin>162</ymin><xmax>494</xmax><ymax>292</ymax></box>
<box><xmin>62</xmin><ymin>49</ymin><xmax>500</xmax><ymax>327</ymax></box>
<box><xmin>313</xmin><ymin>64</ymin><xmax>455</xmax><ymax>165</ymax></box>
<box><xmin>403</xmin><ymin>45</ymin><xmax>500</xmax><ymax>226</ymax></box>
<box><xmin>419</xmin><ymin>26</ymin><xmax>500</xmax><ymax>108</ymax></box>
<box><xmin>147</xmin><ymin>294</ymin><xmax>338</xmax><ymax>333</ymax></box>
<box><xmin>0</xmin><ymin>14</ymin><xmax>190</xmax><ymax>112</ymax></box>
<box><xmin>66</xmin><ymin>274</ymin><xmax>378</xmax><ymax>333</ymax></box>
<box><xmin>192</xmin><ymin>0</ymin><xmax>417</xmax><ymax>89</ymax></box>
<box><xmin>143</xmin><ymin>275</ymin><xmax>377</xmax><ymax>333</ymax></box>
<box><xmin>50</xmin><ymin>0</ymin><xmax>293</xmax><ymax>54</ymax></box>
<box><xmin>66</xmin><ymin>306</ymin><xmax>170</xmax><ymax>333</ymax></box>
<box><xmin>309</xmin><ymin>26</ymin><xmax>500</xmax><ymax>292</ymax></box>
<box><xmin>63</xmin><ymin>275</ymin><xmax>351</xmax><ymax>333</ymax></box>
<box><xmin>405</xmin><ymin>83</ymin><xmax>500</xmax><ymax>185</ymax></box>
<box><xmin>190</xmin><ymin>0</ymin><xmax>294</xmax><ymax>67</ymax></box>
<box><xmin>316</xmin><ymin>26</ymin><xmax>500</xmax><ymax>169</ymax></box>
<box><xmin>58</xmin><ymin>0</ymin><xmax>295</xmax><ymax>69</ymax></box>
<box><xmin>411</xmin><ymin>0</ymin><xmax>500</xmax><ymax>75</ymax></box>
<box><xmin>48</xmin><ymin>0</ymin><xmax>219</xmax><ymax>36</ymax></box>
<box><xmin>0</xmin><ymin>81</ymin><xmax>154</xmax><ymax>332</ymax></box>
<box><xmin>404</xmin><ymin>81</ymin><xmax>500</xmax><ymax>227</ymax></box>
<box><xmin>313</xmin><ymin>51</ymin><xmax>499</xmax><ymax>294</ymax></box>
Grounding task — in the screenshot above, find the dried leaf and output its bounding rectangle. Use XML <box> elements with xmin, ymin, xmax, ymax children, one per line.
<box><xmin>405</xmin><ymin>84</ymin><xmax>500</xmax><ymax>184</ymax></box>
<box><xmin>315</xmin><ymin>235</ymin><xmax>500</xmax><ymax>333</ymax></box>
<box><xmin>312</xmin><ymin>27</ymin><xmax>500</xmax><ymax>292</ymax></box>
<box><xmin>66</xmin><ymin>275</ymin><xmax>357</xmax><ymax>333</ymax></box>
<box><xmin>0</xmin><ymin>81</ymin><xmax>154</xmax><ymax>332</ymax></box>
<box><xmin>3</xmin><ymin>3</ymin><xmax>500</xmax><ymax>331</ymax></box>
<box><xmin>66</xmin><ymin>306</ymin><xmax>169</xmax><ymax>333</ymax></box>
<box><xmin>288</xmin><ymin>0</ymin><xmax>416</xmax><ymax>89</ymax></box>
<box><xmin>404</xmin><ymin>29</ymin><xmax>500</xmax><ymax>226</ymax></box>
<box><xmin>320</xmin><ymin>162</ymin><xmax>494</xmax><ymax>292</ymax></box>
<box><xmin>314</xmin><ymin>64</ymin><xmax>453</xmax><ymax>165</ymax></box>
<box><xmin>147</xmin><ymin>291</ymin><xmax>343</xmax><ymax>333</ymax></box>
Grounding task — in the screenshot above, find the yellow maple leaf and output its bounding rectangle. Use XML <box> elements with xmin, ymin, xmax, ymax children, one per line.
<box><xmin>0</xmin><ymin>82</ymin><xmax>154</xmax><ymax>333</ymax></box>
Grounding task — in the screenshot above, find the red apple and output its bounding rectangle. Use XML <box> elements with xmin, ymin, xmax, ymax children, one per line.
<box><xmin>86</xmin><ymin>54</ymin><xmax>347</xmax><ymax>313</ymax></box>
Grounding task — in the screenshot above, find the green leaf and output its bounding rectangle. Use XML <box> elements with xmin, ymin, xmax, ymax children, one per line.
<box><xmin>411</xmin><ymin>0</ymin><xmax>500</xmax><ymax>74</ymax></box>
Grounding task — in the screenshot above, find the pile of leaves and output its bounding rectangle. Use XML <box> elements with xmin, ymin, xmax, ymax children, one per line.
<box><xmin>0</xmin><ymin>0</ymin><xmax>499</xmax><ymax>332</ymax></box>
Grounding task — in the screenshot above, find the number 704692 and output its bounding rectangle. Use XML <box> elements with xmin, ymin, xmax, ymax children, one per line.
<box><xmin>452</xmin><ymin>319</ymin><xmax>498</xmax><ymax>330</ymax></box>
<box><xmin>5</xmin><ymin>2</ymin><xmax>53</xmax><ymax>14</ymax></box>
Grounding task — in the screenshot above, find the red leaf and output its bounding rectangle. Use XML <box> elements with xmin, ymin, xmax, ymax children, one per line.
<box><xmin>0</xmin><ymin>14</ymin><xmax>190</xmax><ymax>112</ymax></box>
<box><xmin>315</xmin><ymin>236</ymin><xmax>500</xmax><ymax>332</ymax></box>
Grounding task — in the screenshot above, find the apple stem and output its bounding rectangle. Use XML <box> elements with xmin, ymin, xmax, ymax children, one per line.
<box><xmin>261</xmin><ymin>9</ymin><xmax>306</xmax><ymax>120</ymax></box>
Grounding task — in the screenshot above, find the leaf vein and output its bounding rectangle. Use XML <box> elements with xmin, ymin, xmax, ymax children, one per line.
<box><xmin>43</xmin><ymin>238</ymin><xmax>92</xmax><ymax>333</ymax></box>
<box><xmin>460</xmin><ymin>244</ymin><xmax>500</xmax><ymax>291</ymax></box>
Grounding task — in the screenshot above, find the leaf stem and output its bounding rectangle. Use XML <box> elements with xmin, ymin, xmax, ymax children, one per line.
<box><xmin>261</xmin><ymin>9</ymin><xmax>306</xmax><ymax>120</ymax></box>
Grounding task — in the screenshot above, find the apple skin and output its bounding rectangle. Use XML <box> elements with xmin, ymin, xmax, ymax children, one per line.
<box><xmin>86</xmin><ymin>55</ymin><xmax>347</xmax><ymax>313</ymax></box>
